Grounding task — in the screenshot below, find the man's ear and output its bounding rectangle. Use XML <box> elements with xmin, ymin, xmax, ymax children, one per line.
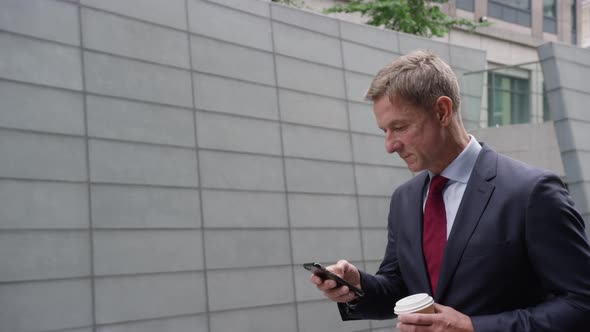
<box><xmin>435</xmin><ymin>96</ymin><xmax>453</xmax><ymax>126</ymax></box>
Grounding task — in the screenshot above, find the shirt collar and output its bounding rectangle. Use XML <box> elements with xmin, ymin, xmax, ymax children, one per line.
<box><xmin>428</xmin><ymin>135</ymin><xmax>482</xmax><ymax>184</ymax></box>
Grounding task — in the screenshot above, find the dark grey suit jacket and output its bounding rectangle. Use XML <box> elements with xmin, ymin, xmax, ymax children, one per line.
<box><xmin>339</xmin><ymin>144</ymin><xmax>590</xmax><ymax>331</ymax></box>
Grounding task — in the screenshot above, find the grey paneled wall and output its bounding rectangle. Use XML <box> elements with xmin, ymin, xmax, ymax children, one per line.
<box><xmin>0</xmin><ymin>1</ymin><xmax>485</xmax><ymax>331</ymax></box>
<box><xmin>539</xmin><ymin>43</ymin><xmax>590</xmax><ymax>230</ymax></box>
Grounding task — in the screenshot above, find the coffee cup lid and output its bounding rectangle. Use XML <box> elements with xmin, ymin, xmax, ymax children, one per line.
<box><xmin>394</xmin><ymin>293</ymin><xmax>434</xmax><ymax>314</ymax></box>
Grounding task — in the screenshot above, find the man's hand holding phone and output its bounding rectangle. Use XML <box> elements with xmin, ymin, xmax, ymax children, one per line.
<box><xmin>306</xmin><ymin>260</ymin><xmax>363</xmax><ymax>303</ymax></box>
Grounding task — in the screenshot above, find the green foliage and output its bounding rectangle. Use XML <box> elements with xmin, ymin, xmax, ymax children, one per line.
<box><xmin>324</xmin><ymin>0</ymin><xmax>489</xmax><ymax>38</ymax></box>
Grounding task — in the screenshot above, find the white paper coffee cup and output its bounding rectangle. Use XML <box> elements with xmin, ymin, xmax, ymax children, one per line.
<box><xmin>394</xmin><ymin>293</ymin><xmax>435</xmax><ymax>315</ymax></box>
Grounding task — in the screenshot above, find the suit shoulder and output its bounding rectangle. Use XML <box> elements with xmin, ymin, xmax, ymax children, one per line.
<box><xmin>393</xmin><ymin>172</ymin><xmax>426</xmax><ymax>195</ymax></box>
<box><xmin>497</xmin><ymin>153</ymin><xmax>549</xmax><ymax>175</ymax></box>
<box><xmin>495</xmin><ymin>153</ymin><xmax>559</xmax><ymax>185</ymax></box>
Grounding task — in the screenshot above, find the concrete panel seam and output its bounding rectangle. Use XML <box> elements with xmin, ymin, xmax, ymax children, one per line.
<box><xmin>78</xmin><ymin>2</ymin><xmax>189</xmax><ymax>33</ymax></box>
<box><xmin>341</xmin><ymin>37</ymin><xmax>402</xmax><ymax>55</ymax></box>
<box><xmin>338</xmin><ymin>19</ymin><xmax>367</xmax><ymax>271</ymax></box>
<box><xmin>87</xmin><ymin>135</ymin><xmax>197</xmax><ymax>150</ymax></box>
<box><xmin>84</xmin><ymin>91</ymin><xmax>194</xmax><ymax>111</ymax></box>
<box><xmin>541</xmin><ymin>55</ymin><xmax>590</xmax><ymax>69</ymax></box>
<box><xmin>0</xmin><ymin>275</ymin><xmax>91</xmax><ymax>286</ymax></box>
<box><xmin>198</xmin><ymin>80</ymin><xmax>353</xmax><ymax>105</ymax></box>
<box><xmin>83</xmin><ymin>47</ymin><xmax>190</xmax><ymax>74</ymax></box>
<box><xmin>204</xmin><ymin>226</ymin><xmax>368</xmax><ymax>231</ymax></box>
<box><xmin>349</xmin><ymin>99</ymin><xmax>372</xmax><ymax>106</ymax></box>
<box><xmin>270</xmin><ymin>1</ymin><xmax>339</xmax><ymax>36</ymax></box>
<box><xmin>0</xmin><ymin>28</ymin><xmax>80</xmax><ymax>49</ymax></box>
<box><xmin>270</xmin><ymin>17</ymin><xmax>349</xmax><ymax>41</ymax></box>
<box><xmin>77</xmin><ymin>2</ymin><xmax>97</xmax><ymax>330</ymax></box>
<box><xmin>91</xmin><ymin>181</ymin><xmax>200</xmax><ymax>191</ymax></box>
<box><xmin>559</xmin><ymin>148</ymin><xmax>590</xmax><ymax>154</ymax></box>
<box><xmin>88</xmin><ymin>226</ymin><xmax>202</xmax><ymax>231</ymax></box>
<box><xmin>196</xmin><ymin>109</ymin><xmax>280</xmax><ymax>125</ymax></box>
<box><xmin>92</xmin><ymin>268</ymin><xmax>208</xmax><ymax>279</ymax></box>
<box><xmin>279</xmin><ymin>51</ymin><xmax>395</xmax><ymax>79</ymax></box>
<box><xmin>275</xmin><ymin>51</ymin><xmax>345</xmax><ymax>71</ymax></box>
<box><xmin>206</xmin><ymin>301</ymin><xmax>298</xmax><ymax>314</ymax></box>
<box><xmin>95</xmin><ymin>312</ymin><xmax>207</xmax><ymax>331</ymax></box>
<box><xmin>0</xmin><ymin>227</ymin><xmax>93</xmax><ymax>232</ymax></box>
<box><xmin>95</xmin><ymin>311</ymin><xmax>208</xmax><ymax>329</ymax></box>
<box><xmin>201</xmin><ymin>263</ymin><xmax>295</xmax><ymax>273</ymax></box>
<box><xmin>269</xmin><ymin>4</ymin><xmax>300</xmax><ymax>330</ymax></box>
<box><xmin>0</xmin><ymin>176</ymin><xmax>86</xmax><ymax>185</ymax></box>
<box><xmin>0</xmin><ymin>77</ymin><xmax>82</xmax><ymax>95</ymax></box>
<box><xmin>0</xmin><ymin>77</ymin><xmax>197</xmax><ymax>111</ymax></box>
<box><xmin>0</xmin><ymin>125</ymin><xmax>84</xmax><ymax>140</ymax></box>
<box><xmin>553</xmin><ymin>118</ymin><xmax>590</xmax><ymax>126</ymax></box>
<box><xmin>190</xmin><ymin>30</ymin><xmax>275</xmax><ymax>54</ymax></box>
<box><xmin>184</xmin><ymin>0</ymin><xmax>211</xmax><ymax>330</ymax></box>
<box><xmin>0</xmin><ymin>125</ymin><xmax>198</xmax><ymax>153</ymax></box>
<box><xmin>201</xmin><ymin>0</ymin><xmax>269</xmax><ymax>19</ymax></box>
<box><xmin>21</xmin><ymin>324</ymin><xmax>93</xmax><ymax>332</ymax></box>
<box><xmin>0</xmin><ymin>227</ymin><xmax>202</xmax><ymax>232</ymax></box>
<box><xmin>544</xmin><ymin>85</ymin><xmax>590</xmax><ymax>96</ymax></box>
<box><xmin>95</xmin><ymin>144</ymin><xmax>407</xmax><ymax>170</ymax></box>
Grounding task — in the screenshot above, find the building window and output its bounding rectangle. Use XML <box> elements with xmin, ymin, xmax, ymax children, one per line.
<box><xmin>572</xmin><ymin>0</ymin><xmax>577</xmax><ymax>44</ymax></box>
<box><xmin>543</xmin><ymin>82</ymin><xmax>551</xmax><ymax>122</ymax></box>
<box><xmin>493</xmin><ymin>0</ymin><xmax>530</xmax><ymax>10</ymax></box>
<box><xmin>582</xmin><ymin>2</ymin><xmax>590</xmax><ymax>47</ymax></box>
<box><xmin>456</xmin><ymin>0</ymin><xmax>474</xmax><ymax>12</ymax></box>
<box><xmin>543</xmin><ymin>0</ymin><xmax>557</xmax><ymax>33</ymax></box>
<box><xmin>543</xmin><ymin>0</ymin><xmax>556</xmax><ymax>17</ymax></box>
<box><xmin>488</xmin><ymin>72</ymin><xmax>530</xmax><ymax>127</ymax></box>
<box><xmin>488</xmin><ymin>0</ymin><xmax>532</xmax><ymax>27</ymax></box>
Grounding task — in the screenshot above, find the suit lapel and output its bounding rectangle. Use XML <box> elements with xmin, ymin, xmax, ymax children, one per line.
<box><xmin>434</xmin><ymin>145</ymin><xmax>497</xmax><ymax>301</ymax></box>
<box><xmin>407</xmin><ymin>172</ymin><xmax>432</xmax><ymax>292</ymax></box>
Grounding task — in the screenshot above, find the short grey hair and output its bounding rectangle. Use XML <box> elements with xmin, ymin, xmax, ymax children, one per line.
<box><xmin>365</xmin><ymin>49</ymin><xmax>461</xmax><ymax>113</ymax></box>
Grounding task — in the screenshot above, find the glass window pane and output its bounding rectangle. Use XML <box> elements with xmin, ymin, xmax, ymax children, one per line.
<box><xmin>502</xmin><ymin>6</ymin><xmax>518</xmax><ymax>23</ymax></box>
<box><xmin>488</xmin><ymin>2</ymin><xmax>503</xmax><ymax>18</ymax></box>
<box><xmin>544</xmin><ymin>0</ymin><xmax>556</xmax><ymax>18</ymax></box>
<box><xmin>456</xmin><ymin>0</ymin><xmax>474</xmax><ymax>11</ymax></box>
<box><xmin>487</xmin><ymin>72</ymin><xmax>530</xmax><ymax>127</ymax></box>
<box><xmin>491</xmin><ymin>0</ymin><xmax>530</xmax><ymax>10</ymax></box>
<box><xmin>488</xmin><ymin>1</ymin><xmax>531</xmax><ymax>26</ymax></box>
<box><xmin>518</xmin><ymin>11</ymin><xmax>532</xmax><ymax>27</ymax></box>
<box><xmin>544</xmin><ymin>17</ymin><xmax>557</xmax><ymax>33</ymax></box>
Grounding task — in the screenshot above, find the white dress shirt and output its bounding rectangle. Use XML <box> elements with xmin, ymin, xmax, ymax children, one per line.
<box><xmin>423</xmin><ymin>136</ymin><xmax>482</xmax><ymax>238</ymax></box>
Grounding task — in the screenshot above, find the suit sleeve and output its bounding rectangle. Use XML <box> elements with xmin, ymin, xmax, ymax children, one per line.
<box><xmin>471</xmin><ymin>173</ymin><xmax>590</xmax><ymax>332</ymax></box>
<box><xmin>338</xmin><ymin>191</ymin><xmax>409</xmax><ymax>320</ymax></box>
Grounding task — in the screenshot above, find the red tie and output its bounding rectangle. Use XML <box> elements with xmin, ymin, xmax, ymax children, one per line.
<box><xmin>423</xmin><ymin>175</ymin><xmax>449</xmax><ymax>296</ymax></box>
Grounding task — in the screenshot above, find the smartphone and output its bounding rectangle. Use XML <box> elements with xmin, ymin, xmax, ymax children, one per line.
<box><xmin>303</xmin><ymin>262</ymin><xmax>365</xmax><ymax>298</ymax></box>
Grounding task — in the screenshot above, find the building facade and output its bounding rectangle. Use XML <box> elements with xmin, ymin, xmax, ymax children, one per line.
<box><xmin>0</xmin><ymin>1</ymin><xmax>588</xmax><ymax>332</ymax></box>
<box><xmin>307</xmin><ymin>0</ymin><xmax>588</xmax><ymax>128</ymax></box>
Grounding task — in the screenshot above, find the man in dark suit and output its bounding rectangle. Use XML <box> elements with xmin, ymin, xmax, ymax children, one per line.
<box><xmin>310</xmin><ymin>50</ymin><xmax>590</xmax><ymax>331</ymax></box>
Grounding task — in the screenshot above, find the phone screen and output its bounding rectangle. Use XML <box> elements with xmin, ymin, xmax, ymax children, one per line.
<box><xmin>303</xmin><ymin>262</ymin><xmax>365</xmax><ymax>298</ymax></box>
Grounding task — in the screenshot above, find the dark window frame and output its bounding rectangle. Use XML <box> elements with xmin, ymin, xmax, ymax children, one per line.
<box><xmin>456</xmin><ymin>0</ymin><xmax>475</xmax><ymax>12</ymax></box>
<box><xmin>488</xmin><ymin>0</ymin><xmax>532</xmax><ymax>27</ymax></box>
<box><xmin>487</xmin><ymin>72</ymin><xmax>531</xmax><ymax>127</ymax></box>
<box><xmin>543</xmin><ymin>0</ymin><xmax>557</xmax><ymax>33</ymax></box>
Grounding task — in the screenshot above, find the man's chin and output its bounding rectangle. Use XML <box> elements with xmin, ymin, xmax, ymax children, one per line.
<box><xmin>407</xmin><ymin>166</ymin><xmax>425</xmax><ymax>173</ymax></box>
<box><xmin>404</xmin><ymin>159</ymin><xmax>423</xmax><ymax>173</ymax></box>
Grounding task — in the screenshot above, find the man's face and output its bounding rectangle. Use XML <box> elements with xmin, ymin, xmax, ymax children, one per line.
<box><xmin>373</xmin><ymin>95</ymin><xmax>443</xmax><ymax>173</ymax></box>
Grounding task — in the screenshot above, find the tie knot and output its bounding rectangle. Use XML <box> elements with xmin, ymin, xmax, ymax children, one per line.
<box><xmin>429</xmin><ymin>175</ymin><xmax>448</xmax><ymax>195</ymax></box>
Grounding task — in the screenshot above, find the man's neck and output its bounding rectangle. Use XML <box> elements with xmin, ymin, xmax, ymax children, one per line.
<box><xmin>431</xmin><ymin>125</ymin><xmax>470</xmax><ymax>175</ymax></box>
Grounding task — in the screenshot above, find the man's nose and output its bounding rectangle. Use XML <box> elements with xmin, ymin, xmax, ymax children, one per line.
<box><xmin>385</xmin><ymin>133</ymin><xmax>400</xmax><ymax>154</ymax></box>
